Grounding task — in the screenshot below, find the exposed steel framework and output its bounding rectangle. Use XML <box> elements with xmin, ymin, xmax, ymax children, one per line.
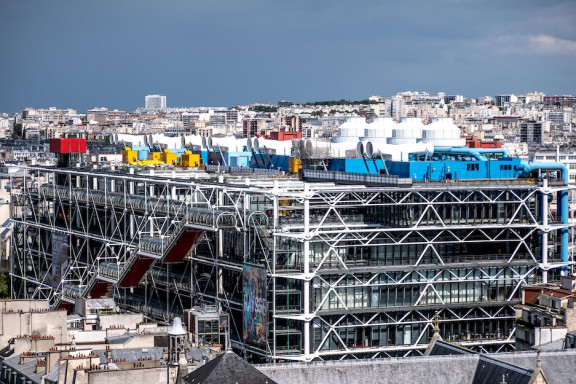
<box><xmin>9</xmin><ymin>166</ymin><xmax>572</xmax><ymax>362</ymax></box>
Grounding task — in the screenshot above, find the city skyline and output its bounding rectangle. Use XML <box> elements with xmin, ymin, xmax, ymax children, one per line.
<box><xmin>1</xmin><ymin>0</ymin><xmax>575</xmax><ymax>114</ymax></box>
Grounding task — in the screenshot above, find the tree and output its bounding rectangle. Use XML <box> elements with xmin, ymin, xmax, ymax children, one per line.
<box><xmin>13</xmin><ymin>123</ymin><xmax>22</xmax><ymax>139</ymax></box>
<box><xmin>0</xmin><ymin>271</ymin><xmax>10</xmax><ymax>298</ymax></box>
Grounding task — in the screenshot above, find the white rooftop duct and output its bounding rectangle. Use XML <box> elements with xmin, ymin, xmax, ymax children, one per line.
<box><xmin>356</xmin><ymin>141</ymin><xmax>366</xmax><ymax>158</ymax></box>
<box><xmin>209</xmin><ymin>136</ymin><xmax>247</xmax><ymax>152</ymax></box>
<box><xmin>147</xmin><ymin>134</ymin><xmax>183</xmax><ymax>149</ymax></box>
<box><xmin>182</xmin><ymin>135</ymin><xmax>205</xmax><ymax>149</ymax></box>
<box><xmin>246</xmin><ymin>137</ymin><xmax>257</xmax><ymax>152</ymax></box>
<box><xmin>365</xmin><ymin>141</ymin><xmax>434</xmax><ymax>161</ymax></box>
<box><xmin>114</xmin><ymin>134</ymin><xmax>147</xmax><ymax>147</ymax></box>
<box><xmin>330</xmin><ymin>141</ymin><xmax>359</xmax><ymax>158</ymax></box>
<box><xmin>253</xmin><ymin>138</ymin><xmax>293</xmax><ymax>155</ymax></box>
<box><xmin>295</xmin><ymin>139</ymin><xmax>360</xmax><ymax>159</ymax></box>
<box><xmin>304</xmin><ymin>139</ymin><xmax>331</xmax><ymax>158</ymax></box>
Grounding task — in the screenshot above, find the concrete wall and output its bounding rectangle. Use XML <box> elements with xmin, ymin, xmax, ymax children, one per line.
<box><xmin>565</xmin><ymin>307</ymin><xmax>576</xmax><ymax>332</ymax></box>
<box><xmin>31</xmin><ymin>311</ymin><xmax>68</xmax><ymax>343</ymax></box>
<box><xmin>30</xmin><ymin>337</ymin><xmax>55</xmax><ymax>352</ymax></box>
<box><xmin>136</xmin><ymin>323</ymin><xmax>159</xmax><ymax>332</ymax></box>
<box><xmin>69</xmin><ymin>330</ymin><xmax>107</xmax><ymax>344</ymax></box>
<box><xmin>80</xmin><ymin>366</ymin><xmax>169</xmax><ymax>384</ymax></box>
<box><xmin>12</xmin><ymin>338</ymin><xmax>31</xmax><ymax>355</ymax></box>
<box><xmin>0</xmin><ymin>299</ymin><xmax>49</xmax><ymax>313</ymax></box>
<box><xmin>58</xmin><ymin>356</ymin><xmax>101</xmax><ymax>384</ymax></box>
<box><xmin>106</xmin><ymin>328</ymin><xmax>128</xmax><ymax>338</ymax></box>
<box><xmin>0</xmin><ymin>309</ymin><xmax>67</xmax><ymax>347</ymax></box>
<box><xmin>125</xmin><ymin>334</ymin><xmax>155</xmax><ymax>349</ymax></box>
<box><xmin>534</xmin><ymin>327</ymin><xmax>567</xmax><ymax>346</ymax></box>
<box><xmin>99</xmin><ymin>313</ymin><xmax>144</xmax><ymax>331</ymax></box>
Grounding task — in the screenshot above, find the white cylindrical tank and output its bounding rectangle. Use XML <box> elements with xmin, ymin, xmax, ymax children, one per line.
<box><xmin>333</xmin><ymin>117</ymin><xmax>369</xmax><ymax>143</ymax></box>
<box><xmin>360</xmin><ymin>117</ymin><xmax>395</xmax><ymax>143</ymax></box>
<box><xmin>388</xmin><ymin>117</ymin><xmax>424</xmax><ymax>145</ymax></box>
<box><xmin>419</xmin><ymin>117</ymin><xmax>466</xmax><ymax>147</ymax></box>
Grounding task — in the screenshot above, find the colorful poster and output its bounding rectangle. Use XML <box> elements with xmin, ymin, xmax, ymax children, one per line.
<box><xmin>51</xmin><ymin>233</ymin><xmax>68</xmax><ymax>288</ymax></box>
<box><xmin>242</xmin><ymin>265</ymin><xmax>267</xmax><ymax>345</ymax></box>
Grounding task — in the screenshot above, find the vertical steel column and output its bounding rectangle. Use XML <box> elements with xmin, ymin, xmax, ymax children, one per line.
<box><xmin>129</xmin><ymin>168</ymin><xmax>135</xmax><ymax>238</ymax></box>
<box><xmin>559</xmin><ymin>187</ymin><xmax>569</xmax><ymax>269</ymax></box>
<box><xmin>303</xmin><ymin>183</ymin><xmax>311</xmax><ymax>360</ymax></box>
<box><xmin>217</xmin><ymin>186</ymin><xmax>224</xmax><ymax>300</ymax></box>
<box><xmin>541</xmin><ymin>178</ymin><xmax>549</xmax><ymax>284</ymax></box>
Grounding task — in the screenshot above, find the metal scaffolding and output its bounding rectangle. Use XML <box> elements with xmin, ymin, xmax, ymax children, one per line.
<box><xmin>9</xmin><ymin>166</ymin><xmax>572</xmax><ymax>362</ymax></box>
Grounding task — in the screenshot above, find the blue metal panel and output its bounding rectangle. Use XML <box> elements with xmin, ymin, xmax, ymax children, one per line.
<box><xmin>270</xmin><ymin>155</ymin><xmax>290</xmax><ymax>171</ymax></box>
<box><xmin>137</xmin><ymin>150</ymin><xmax>149</xmax><ymax>160</ymax></box>
<box><xmin>228</xmin><ymin>153</ymin><xmax>251</xmax><ymax>168</ymax></box>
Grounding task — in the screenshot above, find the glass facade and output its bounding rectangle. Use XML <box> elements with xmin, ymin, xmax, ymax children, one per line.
<box><xmin>9</xmin><ymin>167</ymin><xmax>570</xmax><ymax>362</ymax></box>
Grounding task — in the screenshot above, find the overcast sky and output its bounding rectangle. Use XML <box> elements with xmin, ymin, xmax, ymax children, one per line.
<box><xmin>1</xmin><ymin>0</ymin><xmax>575</xmax><ymax>113</ymax></box>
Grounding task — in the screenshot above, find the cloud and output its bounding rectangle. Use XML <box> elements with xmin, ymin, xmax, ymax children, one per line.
<box><xmin>489</xmin><ymin>34</ymin><xmax>576</xmax><ymax>56</ymax></box>
<box><xmin>528</xmin><ymin>34</ymin><xmax>576</xmax><ymax>55</ymax></box>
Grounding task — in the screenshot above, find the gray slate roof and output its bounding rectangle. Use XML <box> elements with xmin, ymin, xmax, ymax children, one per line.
<box><xmin>2</xmin><ymin>354</ymin><xmax>45</xmax><ymax>384</ymax></box>
<box><xmin>184</xmin><ymin>350</ymin><xmax>277</xmax><ymax>384</ymax></box>
<box><xmin>489</xmin><ymin>350</ymin><xmax>576</xmax><ymax>384</ymax></box>
<box><xmin>257</xmin><ymin>349</ymin><xmax>576</xmax><ymax>384</ymax></box>
<box><xmin>473</xmin><ymin>355</ymin><xmax>532</xmax><ymax>384</ymax></box>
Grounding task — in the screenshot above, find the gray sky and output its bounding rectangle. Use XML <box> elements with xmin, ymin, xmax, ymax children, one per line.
<box><xmin>1</xmin><ymin>0</ymin><xmax>575</xmax><ymax>113</ymax></box>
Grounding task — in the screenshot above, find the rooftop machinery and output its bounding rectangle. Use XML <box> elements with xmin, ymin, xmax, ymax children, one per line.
<box><xmin>9</xmin><ymin>161</ymin><xmax>572</xmax><ymax>363</ymax></box>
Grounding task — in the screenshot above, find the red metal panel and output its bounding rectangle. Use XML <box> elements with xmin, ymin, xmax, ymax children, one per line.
<box><xmin>90</xmin><ymin>281</ymin><xmax>112</xmax><ymax>298</ymax></box>
<box><xmin>522</xmin><ymin>287</ymin><xmax>543</xmax><ymax>305</ymax></box>
<box><xmin>50</xmin><ymin>138</ymin><xmax>65</xmax><ymax>153</ymax></box>
<box><xmin>79</xmin><ymin>139</ymin><xmax>87</xmax><ymax>153</ymax></box>
<box><xmin>119</xmin><ymin>256</ymin><xmax>155</xmax><ymax>287</ymax></box>
<box><xmin>49</xmin><ymin>138</ymin><xmax>88</xmax><ymax>153</ymax></box>
<box><xmin>163</xmin><ymin>229</ymin><xmax>203</xmax><ymax>263</ymax></box>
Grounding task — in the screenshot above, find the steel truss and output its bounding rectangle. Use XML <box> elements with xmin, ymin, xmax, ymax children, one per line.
<box><xmin>10</xmin><ymin>167</ymin><xmax>572</xmax><ymax>362</ymax></box>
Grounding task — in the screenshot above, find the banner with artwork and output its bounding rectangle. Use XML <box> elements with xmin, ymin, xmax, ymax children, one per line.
<box><xmin>51</xmin><ymin>233</ymin><xmax>68</xmax><ymax>288</ymax></box>
<box><xmin>242</xmin><ymin>265</ymin><xmax>267</xmax><ymax>345</ymax></box>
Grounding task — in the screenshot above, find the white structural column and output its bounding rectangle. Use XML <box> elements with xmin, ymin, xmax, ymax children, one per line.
<box><xmin>541</xmin><ymin>178</ymin><xmax>549</xmax><ymax>284</ymax></box>
<box><xmin>303</xmin><ymin>183</ymin><xmax>311</xmax><ymax>361</ymax></box>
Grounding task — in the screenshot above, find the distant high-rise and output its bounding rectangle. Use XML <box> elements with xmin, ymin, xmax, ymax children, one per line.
<box><xmin>145</xmin><ymin>94</ymin><xmax>166</xmax><ymax>110</ymax></box>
